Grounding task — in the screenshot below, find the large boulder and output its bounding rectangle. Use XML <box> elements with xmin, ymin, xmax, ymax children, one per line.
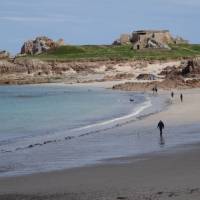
<box><xmin>136</xmin><ymin>73</ymin><xmax>157</xmax><ymax>80</ymax></box>
<box><xmin>21</xmin><ymin>36</ymin><xmax>65</xmax><ymax>55</ymax></box>
<box><xmin>181</xmin><ymin>58</ymin><xmax>200</xmax><ymax>76</ymax></box>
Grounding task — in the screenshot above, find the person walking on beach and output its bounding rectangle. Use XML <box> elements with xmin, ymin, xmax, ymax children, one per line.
<box><xmin>155</xmin><ymin>86</ymin><xmax>158</xmax><ymax>94</ymax></box>
<box><xmin>152</xmin><ymin>86</ymin><xmax>158</xmax><ymax>95</ymax></box>
<box><xmin>152</xmin><ymin>87</ymin><xmax>155</xmax><ymax>95</ymax></box>
<box><xmin>180</xmin><ymin>93</ymin><xmax>183</xmax><ymax>102</ymax></box>
<box><xmin>171</xmin><ymin>91</ymin><xmax>174</xmax><ymax>98</ymax></box>
<box><xmin>157</xmin><ymin>120</ymin><xmax>165</xmax><ymax>136</ymax></box>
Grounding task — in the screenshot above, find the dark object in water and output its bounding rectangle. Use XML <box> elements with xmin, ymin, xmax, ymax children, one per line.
<box><xmin>129</xmin><ymin>98</ymin><xmax>134</xmax><ymax>102</ymax></box>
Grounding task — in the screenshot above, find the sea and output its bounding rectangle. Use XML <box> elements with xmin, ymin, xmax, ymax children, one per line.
<box><xmin>0</xmin><ymin>84</ymin><xmax>198</xmax><ymax>177</ymax></box>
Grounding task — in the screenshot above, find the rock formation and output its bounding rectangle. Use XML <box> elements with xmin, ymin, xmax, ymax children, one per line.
<box><xmin>113</xmin><ymin>57</ymin><xmax>200</xmax><ymax>91</ymax></box>
<box><xmin>159</xmin><ymin>58</ymin><xmax>200</xmax><ymax>79</ymax></box>
<box><xmin>181</xmin><ymin>58</ymin><xmax>200</xmax><ymax>77</ymax></box>
<box><xmin>20</xmin><ymin>36</ymin><xmax>65</xmax><ymax>55</ymax></box>
<box><xmin>136</xmin><ymin>73</ymin><xmax>157</xmax><ymax>80</ymax></box>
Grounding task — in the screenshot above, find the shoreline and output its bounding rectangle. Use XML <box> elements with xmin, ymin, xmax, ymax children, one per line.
<box><xmin>0</xmin><ymin>87</ymin><xmax>200</xmax><ymax>199</ymax></box>
<box><xmin>0</xmin><ymin>85</ymin><xmax>168</xmax><ymax>178</ymax></box>
<box><xmin>0</xmin><ymin>85</ymin><xmax>153</xmax><ymax>153</ymax></box>
<box><xmin>1</xmin><ymin>142</ymin><xmax>200</xmax><ymax>199</ymax></box>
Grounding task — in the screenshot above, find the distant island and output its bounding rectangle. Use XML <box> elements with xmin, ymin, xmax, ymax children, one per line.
<box><xmin>0</xmin><ymin>29</ymin><xmax>200</xmax><ymax>89</ymax></box>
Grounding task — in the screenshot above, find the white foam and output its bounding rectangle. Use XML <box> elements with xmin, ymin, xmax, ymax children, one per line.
<box><xmin>74</xmin><ymin>97</ymin><xmax>152</xmax><ymax>131</ymax></box>
<box><xmin>0</xmin><ymin>97</ymin><xmax>152</xmax><ymax>153</ymax></box>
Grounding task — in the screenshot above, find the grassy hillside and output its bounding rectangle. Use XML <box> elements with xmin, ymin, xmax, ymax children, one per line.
<box><xmin>28</xmin><ymin>44</ymin><xmax>200</xmax><ymax>61</ymax></box>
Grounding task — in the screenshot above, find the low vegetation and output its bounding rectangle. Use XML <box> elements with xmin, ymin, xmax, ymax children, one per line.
<box><xmin>27</xmin><ymin>44</ymin><xmax>200</xmax><ymax>61</ymax></box>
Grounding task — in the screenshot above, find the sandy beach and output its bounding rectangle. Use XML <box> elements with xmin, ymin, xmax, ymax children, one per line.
<box><xmin>0</xmin><ymin>87</ymin><xmax>199</xmax><ymax>200</ymax></box>
<box><xmin>1</xmin><ymin>0</ymin><xmax>200</xmax><ymax>198</ymax></box>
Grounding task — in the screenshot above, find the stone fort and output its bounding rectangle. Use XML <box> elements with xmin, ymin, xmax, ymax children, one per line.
<box><xmin>132</xmin><ymin>30</ymin><xmax>173</xmax><ymax>49</ymax></box>
<box><xmin>113</xmin><ymin>30</ymin><xmax>188</xmax><ymax>50</ymax></box>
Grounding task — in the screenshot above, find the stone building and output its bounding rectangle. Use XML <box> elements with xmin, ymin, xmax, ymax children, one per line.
<box><xmin>113</xmin><ymin>34</ymin><xmax>131</xmax><ymax>45</ymax></box>
<box><xmin>131</xmin><ymin>30</ymin><xmax>174</xmax><ymax>50</ymax></box>
<box><xmin>113</xmin><ymin>29</ymin><xmax>188</xmax><ymax>50</ymax></box>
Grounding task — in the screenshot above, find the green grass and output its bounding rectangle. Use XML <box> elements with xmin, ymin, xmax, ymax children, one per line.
<box><xmin>25</xmin><ymin>44</ymin><xmax>200</xmax><ymax>61</ymax></box>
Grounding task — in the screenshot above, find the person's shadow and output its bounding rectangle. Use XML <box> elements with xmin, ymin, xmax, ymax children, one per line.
<box><xmin>159</xmin><ymin>135</ymin><xmax>165</xmax><ymax>147</ymax></box>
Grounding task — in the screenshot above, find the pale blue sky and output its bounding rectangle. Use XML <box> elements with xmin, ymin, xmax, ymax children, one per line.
<box><xmin>1</xmin><ymin>0</ymin><xmax>200</xmax><ymax>53</ymax></box>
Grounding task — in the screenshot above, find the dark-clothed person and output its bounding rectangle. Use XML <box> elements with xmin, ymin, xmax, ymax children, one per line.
<box><xmin>157</xmin><ymin>120</ymin><xmax>165</xmax><ymax>136</ymax></box>
<box><xmin>180</xmin><ymin>93</ymin><xmax>183</xmax><ymax>102</ymax></box>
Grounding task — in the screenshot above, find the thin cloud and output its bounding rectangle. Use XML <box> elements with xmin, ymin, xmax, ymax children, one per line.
<box><xmin>0</xmin><ymin>15</ymin><xmax>92</xmax><ymax>23</ymax></box>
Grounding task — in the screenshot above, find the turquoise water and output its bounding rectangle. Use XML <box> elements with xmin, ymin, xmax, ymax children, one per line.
<box><xmin>1</xmin><ymin>84</ymin><xmax>178</xmax><ymax>177</ymax></box>
<box><xmin>1</xmin><ymin>85</ymin><xmax>200</xmax><ymax>177</ymax></box>
<box><xmin>0</xmin><ymin>85</ymin><xmax>146</xmax><ymax>146</ymax></box>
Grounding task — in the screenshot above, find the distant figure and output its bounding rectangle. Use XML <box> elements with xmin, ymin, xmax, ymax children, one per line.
<box><xmin>152</xmin><ymin>86</ymin><xmax>158</xmax><ymax>95</ymax></box>
<box><xmin>171</xmin><ymin>91</ymin><xmax>174</xmax><ymax>98</ymax></box>
<box><xmin>180</xmin><ymin>93</ymin><xmax>183</xmax><ymax>102</ymax></box>
<box><xmin>152</xmin><ymin>87</ymin><xmax>155</xmax><ymax>95</ymax></box>
<box><xmin>155</xmin><ymin>87</ymin><xmax>158</xmax><ymax>94</ymax></box>
<box><xmin>157</xmin><ymin>120</ymin><xmax>165</xmax><ymax>136</ymax></box>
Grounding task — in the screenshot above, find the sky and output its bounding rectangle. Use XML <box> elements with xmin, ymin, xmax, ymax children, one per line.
<box><xmin>1</xmin><ymin>0</ymin><xmax>200</xmax><ymax>54</ymax></box>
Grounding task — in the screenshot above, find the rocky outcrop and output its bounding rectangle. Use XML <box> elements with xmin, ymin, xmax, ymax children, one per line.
<box><xmin>0</xmin><ymin>57</ymin><xmax>200</xmax><ymax>88</ymax></box>
<box><xmin>20</xmin><ymin>36</ymin><xmax>65</xmax><ymax>55</ymax></box>
<box><xmin>112</xmin><ymin>57</ymin><xmax>200</xmax><ymax>91</ymax></box>
<box><xmin>181</xmin><ymin>58</ymin><xmax>200</xmax><ymax>77</ymax></box>
<box><xmin>0</xmin><ymin>59</ymin><xmax>142</xmax><ymax>85</ymax></box>
<box><xmin>136</xmin><ymin>73</ymin><xmax>157</xmax><ymax>80</ymax></box>
<box><xmin>158</xmin><ymin>58</ymin><xmax>200</xmax><ymax>79</ymax></box>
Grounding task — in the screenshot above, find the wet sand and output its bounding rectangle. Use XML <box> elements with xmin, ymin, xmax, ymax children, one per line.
<box><xmin>0</xmin><ymin>88</ymin><xmax>200</xmax><ymax>199</ymax></box>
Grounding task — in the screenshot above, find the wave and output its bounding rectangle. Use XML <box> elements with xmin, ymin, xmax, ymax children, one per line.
<box><xmin>74</xmin><ymin>97</ymin><xmax>152</xmax><ymax>131</ymax></box>
<box><xmin>0</xmin><ymin>96</ymin><xmax>153</xmax><ymax>154</ymax></box>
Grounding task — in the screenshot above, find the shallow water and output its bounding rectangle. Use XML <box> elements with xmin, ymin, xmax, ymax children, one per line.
<box><xmin>2</xmin><ymin>84</ymin><xmax>197</xmax><ymax>178</ymax></box>
<box><xmin>0</xmin><ymin>85</ymin><xmax>145</xmax><ymax>143</ymax></box>
<box><xmin>0</xmin><ymin>84</ymin><xmax>162</xmax><ymax>176</ymax></box>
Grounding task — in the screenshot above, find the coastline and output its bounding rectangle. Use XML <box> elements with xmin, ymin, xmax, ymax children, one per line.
<box><xmin>0</xmin><ymin>84</ymin><xmax>167</xmax><ymax>177</ymax></box>
<box><xmin>1</xmin><ymin>142</ymin><xmax>200</xmax><ymax>200</ymax></box>
<box><xmin>0</xmin><ymin>85</ymin><xmax>200</xmax><ymax>199</ymax></box>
